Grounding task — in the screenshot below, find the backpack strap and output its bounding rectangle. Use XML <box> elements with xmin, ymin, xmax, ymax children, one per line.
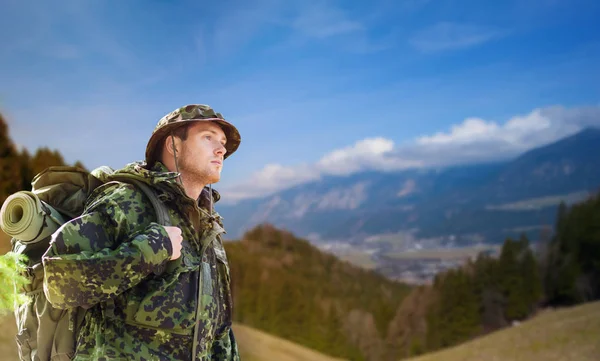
<box><xmin>126</xmin><ymin>180</ymin><xmax>173</xmax><ymax>276</ymax></box>
<box><xmin>125</xmin><ymin>180</ymin><xmax>172</xmax><ymax>227</ymax></box>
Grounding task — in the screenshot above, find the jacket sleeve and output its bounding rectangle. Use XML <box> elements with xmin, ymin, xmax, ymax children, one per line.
<box><xmin>210</xmin><ymin>328</ymin><xmax>241</xmax><ymax>361</ymax></box>
<box><xmin>42</xmin><ymin>182</ymin><xmax>173</xmax><ymax>309</ymax></box>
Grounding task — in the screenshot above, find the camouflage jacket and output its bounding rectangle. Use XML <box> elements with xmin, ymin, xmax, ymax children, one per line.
<box><xmin>42</xmin><ymin>161</ymin><xmax>240</xmax><ymax>361</ymax></box>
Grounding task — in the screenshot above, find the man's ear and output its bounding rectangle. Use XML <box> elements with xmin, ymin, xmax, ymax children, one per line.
<box><xmin>164</xmin><ymin>134</ymin><xmax>181</xmax><ymax>156</ymax></box>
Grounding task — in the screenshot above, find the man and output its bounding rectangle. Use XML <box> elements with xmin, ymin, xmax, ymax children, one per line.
<box><xmin>42</xmin><ymin>104</ymin><xmax>242</xmax><ymax>361</ymax></box>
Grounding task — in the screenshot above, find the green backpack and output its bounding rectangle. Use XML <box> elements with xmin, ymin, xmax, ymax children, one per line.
<box><xmin>0</xmin><ymin>165</ymin><xmax>171</xmax><ymax>361</ymax></box>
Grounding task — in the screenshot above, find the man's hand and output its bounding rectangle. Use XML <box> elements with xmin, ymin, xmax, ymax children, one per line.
<box><xmin>164</xmin><ymin>226</ymin><xmax>183</xmax><ymax>260</ymax></box>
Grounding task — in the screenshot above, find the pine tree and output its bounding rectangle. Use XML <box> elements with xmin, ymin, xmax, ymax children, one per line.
<box><xmin>473</xmin><ymin>253</ymin><xmax>506</xmax><ymax>331</ymax></box>
<box><xmin>30</xmin><ymin>146</ymin><xmax>66</xmax><ymax>177</ymax></box>
<box><xmin>555</xmin><ymin>201</ymin><xmax>568</xmax><ymax>237</ymax></box>
<box><xmin>0</xmin><ymin>113</ymin><xmax>22</xmax><ymax>205</ymax></box>
<box><xmin>18</xmin><ymin>148</ymin><xmax>33</xmax><ymax>191</ymax></box>
<box><xmin>425</xmin><ymin>269</ymin><xmax>480</xmax><ymax>350</ymax></box>
<box><xmin>497</xmin><ymin>235</ymin><xmax>539</xmax><ymax>321</ymax></box>
<box><xmin>521</xmin><ymin>244</ymin><xmax>542</xmax><ymax>313</ymax></box>
<box><xmin>543</xmin><ymin>195</ymin><xmax>600</xmax><ymax>305</ymax></box>
<box><xmin>73</xmin><ymin>160</ymin><xmax>88</xmax><ymax>172</ymax></box>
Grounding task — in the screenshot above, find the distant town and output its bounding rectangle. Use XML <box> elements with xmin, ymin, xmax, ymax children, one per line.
<box><xmin>320</xmin><ymin>240</ymin><xmax>501</xmax><ymax>285</ymax></box>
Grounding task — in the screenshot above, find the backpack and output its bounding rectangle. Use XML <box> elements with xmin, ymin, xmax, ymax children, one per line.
<box><xmin>0</xmin><ymin>165</ymin><xmax>171</xmax><ymax>361</ymax></box>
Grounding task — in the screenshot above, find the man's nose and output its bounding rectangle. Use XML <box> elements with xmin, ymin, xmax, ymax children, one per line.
<box><xmin>215</xmin><ymin>143</ymin><xmax>226</xmax><ymax>156</ymax></box>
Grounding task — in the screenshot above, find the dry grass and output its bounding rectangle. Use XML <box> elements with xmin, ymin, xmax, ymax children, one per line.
<box><xmin>1</xmin><ymin>231</ymin><xmax>11</xmax><ymax>255</ymax></box>
<box><xmin>233</xmin><ymin>323</ymin><xmax>346</xmax><ymax>361</ymax></box>
<box><xmin>406</xmin><ymin>301</ymin><xmax>600</xmax><ymax>361</ymax></box>
<box><xmin>0</xmin><ymin>314</ymin><xmax>19</xmax><ymax>361</ymax></box>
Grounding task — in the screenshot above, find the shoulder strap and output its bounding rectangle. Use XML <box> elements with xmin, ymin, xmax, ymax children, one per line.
<box><xmin>126</xmin><ymin>180</ymin><xmax>172</xmax><ymax>227</ymax></box>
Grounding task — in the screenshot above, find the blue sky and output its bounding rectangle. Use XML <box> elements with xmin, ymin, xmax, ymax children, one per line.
<box><xmin>1</xmin><ymin>0</ymin><xmax>599</xmax><ymax>202</ymax></box>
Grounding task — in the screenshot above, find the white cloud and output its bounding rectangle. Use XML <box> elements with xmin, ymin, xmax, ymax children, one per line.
<box><xmin>222</xmin><ymin>163</ymin><xmax>321</xmax><ymax>202</ymax></box>
<box><xmin>221</xmin><ymin>138</ymin><xmax>421</xmax><ymax>202</ymax></box>
<box><xmin>417</xmin><ymin>118</ymin><xmax>501</xmax><ymax>145</ymax></box>
<box><xmin>317</xmin><ymin>137</ymin><xmax>396</xmax><ymax>175</ymax></box>
<box><xmin>410</xmin><ymin>22</ymin><xmax>507</xmax><ymax>52</ymax></box>
<box><xmin>220</xmin><ymin>104</ymin><xmax>600</xmax><ymax>203</ymax></box>
<box><xmin>413</xmin><ymin>106</ymin><xmax>587</xmax><ymax>156</ymax></box>
<box><xmin>416</xmin><ymin>108</ymin><xmax>553</xmax><ymax>147</ymax></box>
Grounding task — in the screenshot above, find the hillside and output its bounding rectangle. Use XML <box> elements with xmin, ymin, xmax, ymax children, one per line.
<box><xmin>225</xmin><ymin>224</ymin><xmax>414</xmax><ymax>361</ymax></box>
<box><xmin>406</xmin><ymin>301</ymin><xmax>600</xmax><ymax>361</ymax></box>
<box><xmin>233</xmin><ymin>323</ymin><xmax>346</xmax><ymax>361</ymax></box>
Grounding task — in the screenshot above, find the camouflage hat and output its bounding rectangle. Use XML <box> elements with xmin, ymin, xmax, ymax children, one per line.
<box><xmin>145</xmin><ymin>104</ymin><xmax>241</xmax><ymax>164</ymax></box>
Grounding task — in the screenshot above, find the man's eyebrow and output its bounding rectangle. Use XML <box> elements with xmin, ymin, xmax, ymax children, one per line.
<box><xmin>204</xmin><ymin>129</ymin><xmax>227</xmax><ymax>142</ymax></box>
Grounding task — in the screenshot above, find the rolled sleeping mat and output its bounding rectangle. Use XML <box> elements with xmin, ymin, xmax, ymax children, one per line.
<box><xmin>0</xmin><ymin>191</ymin><xmax>66</xmax><ymax>244</ymax></box>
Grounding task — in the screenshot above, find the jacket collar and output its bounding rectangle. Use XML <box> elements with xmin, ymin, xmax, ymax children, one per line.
<box><xmin>111</xmin><ymin>161</ymin><xmax>221</xmax><ymax>211</ymax></box>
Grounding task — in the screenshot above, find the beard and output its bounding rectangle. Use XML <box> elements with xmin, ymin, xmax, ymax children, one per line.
<box><xmin>178</xmin><ymin>150</ymin><xmax>221</xmax><ymax>185</ymax></box>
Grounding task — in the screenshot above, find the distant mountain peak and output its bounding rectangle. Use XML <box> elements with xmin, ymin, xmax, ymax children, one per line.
<box><xmin>573</xmin><ymin>126</ymin><xmax>600</xmax><ymax>137</ymax></box>
<box><xmin>553</xmin><ymin>126</ymin><xmax>600</xmax><ymax>145</ymax></box>
<box><xmin>220</xmin><ymin>129</ymin><xmax>600</xmax><ymax>246</ymax></box>
<box><xmin>509</xmin><ymin>126</ymin><xmax>600</xmax><ymax>164</ymax></box>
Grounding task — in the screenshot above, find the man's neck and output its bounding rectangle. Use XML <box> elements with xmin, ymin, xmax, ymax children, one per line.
<box><xmin>179</xmin><ymin>174</ymin><xmax>205</xmax><ymax>202</ymax></box>
<box><xmin>159</xmin><ymin>158</ymin><xmax>205</xmax><ymax>201</ymax></box>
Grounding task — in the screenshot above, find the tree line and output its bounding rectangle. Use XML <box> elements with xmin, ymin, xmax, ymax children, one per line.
<box><xmin>0</xmin><ymin>113</ymin><xmax>86</xmax><ymax>206</ymax></box>
<box><xmin>412</xmin><ymin>194</ymin><xmax>600</xmax><ymax>358</ymax></box>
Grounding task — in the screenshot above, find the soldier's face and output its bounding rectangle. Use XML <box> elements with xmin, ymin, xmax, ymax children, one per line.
<box><xmin>179</xmin><ymin>122</ymin><xmax>227</xmax><ymax>184</ymax></box>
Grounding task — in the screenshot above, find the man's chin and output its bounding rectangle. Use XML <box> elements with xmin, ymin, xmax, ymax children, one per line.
<box><xmin>207</xmin><ymin>175</ymin><xmax>221</xmax><ymax>184</ymax></box>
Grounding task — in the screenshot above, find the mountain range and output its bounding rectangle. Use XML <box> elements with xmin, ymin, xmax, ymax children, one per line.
<box><xmin>218</xmin><ymin>128</ymin><xmax>600</xmax><ymax>250</ymax></box>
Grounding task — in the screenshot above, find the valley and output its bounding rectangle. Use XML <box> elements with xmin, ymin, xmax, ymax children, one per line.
<box><xmin>220</xmin><ymin>128</ymin><xmax>600</xmax><ymax>245</ymax></box>
<box><xmin>216</xmin><ymin>128</ymin><xmax>600</xmax><ymax>283</ymax></box>
<box><xmin>320</xmin><ymin>239</ymin><xmax>501</xmax><ymax>284</ymax></box>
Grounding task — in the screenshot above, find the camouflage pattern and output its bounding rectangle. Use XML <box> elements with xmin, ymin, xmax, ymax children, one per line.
<box><xmin>42</xmin><ymin>161</ymin><xmax>240</xmax><ymax>361</ymax></box>
<box><xmin>146</xmin><ymin>104</ymin><xmax>241</xmax><ymax>164</ymax></box>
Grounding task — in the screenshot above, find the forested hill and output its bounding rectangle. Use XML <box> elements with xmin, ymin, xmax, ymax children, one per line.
<box><xmin>224</xmin><ymin>223</ymin><xmax>413</xmax><ymax>361</ymax></box>
<box><xmin>222</xmin><ymin>187</ymin><xmax>600</xmax><ymax>361</ymax></box>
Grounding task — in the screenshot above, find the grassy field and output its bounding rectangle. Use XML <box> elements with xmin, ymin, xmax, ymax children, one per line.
<box><xmin>233</xmin><ymin>324</ymin><xmax>345</xmax><ymax>361</ymax></box>
<box><xmin>406</xmin><ymin>300</ymin><xmax>600</xmax><ymax>361</ymax></box>
<box><xmin>0</xmin><ymin>314</ymin><xmax>19</xmax><ymax>360</ymax></box>
<box><xmin>1</xmin><ymin>231</ymin><xmax>11</xmax><ymax>255</ymax></box>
